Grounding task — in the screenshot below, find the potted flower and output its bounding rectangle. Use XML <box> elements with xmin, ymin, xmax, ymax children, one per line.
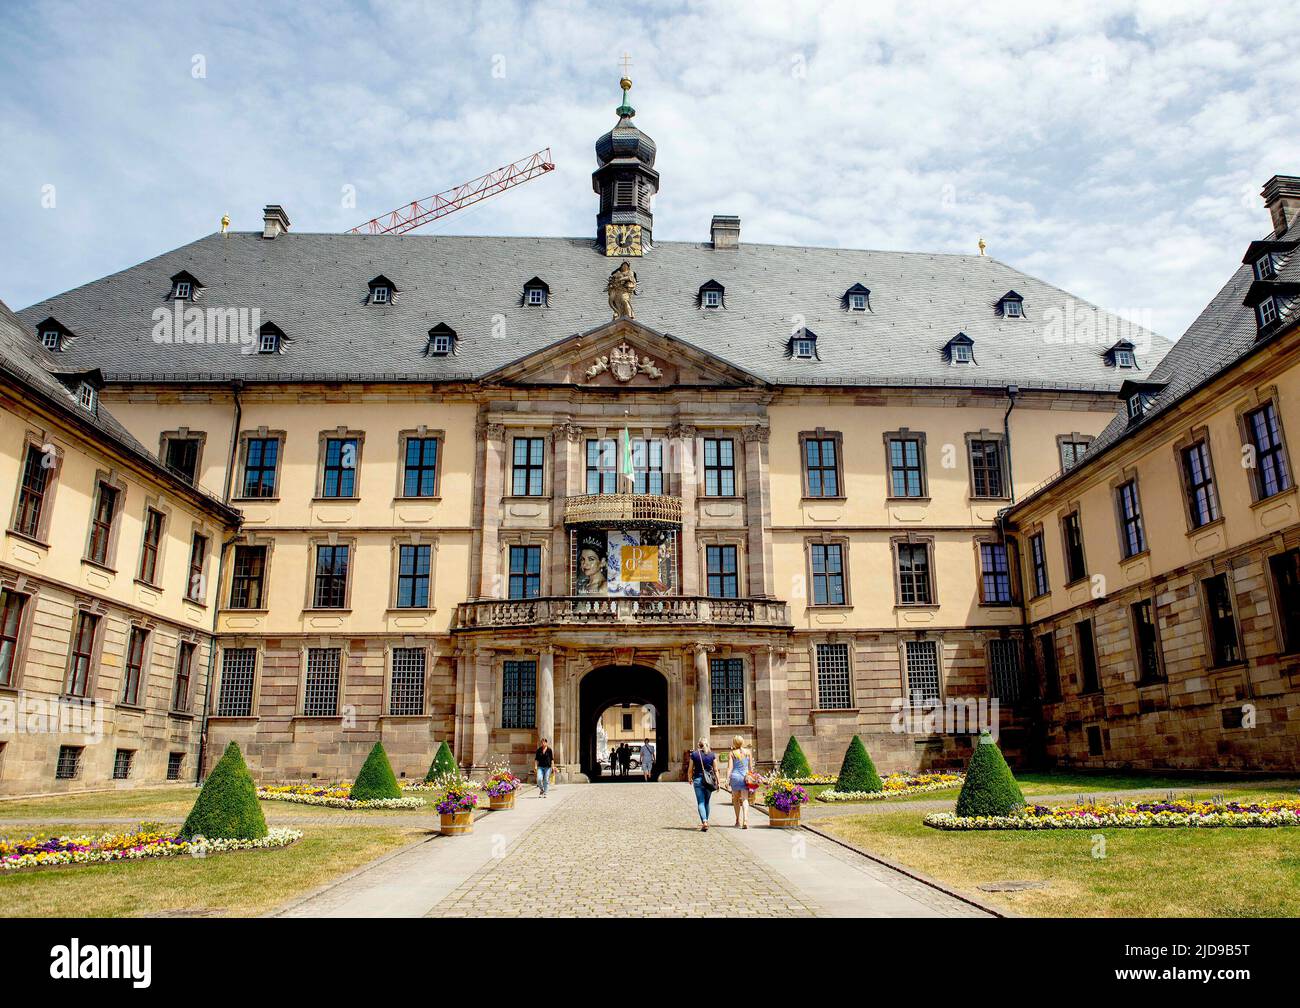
<box><xmin>763</xmin><ymin>776</ymin><xmax>809</xmax><ymax>828</ymax></box>
<box><xmin>432</xmin><ymin>774</ymin><xmax>479</xmax><ymax>836</ymax></box>
<box><xmin>483</xmin><ymin>761</ymin><xmax>522</xmax><ymax>810</ymax></box>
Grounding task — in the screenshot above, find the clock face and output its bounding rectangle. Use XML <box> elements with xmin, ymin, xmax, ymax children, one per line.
<box><xmin>605</xmin><ymin>223</ymin><xmax>643</xmax><ymax>257</ymax></box>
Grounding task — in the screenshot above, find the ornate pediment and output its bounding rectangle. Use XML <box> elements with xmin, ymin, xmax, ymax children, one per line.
<box><xmin>478</xmin><ymin>318</ymin><xmax>765</xmax><ymax>389</ymax></box>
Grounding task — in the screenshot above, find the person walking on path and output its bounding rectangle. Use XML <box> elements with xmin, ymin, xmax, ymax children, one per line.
<box><xmin>640</xmin><ymin>738</ymin><xmax>655</xmax><ymax>781</ymax></box>
<box><xmin>534</xmin><ymin>738</ymin><xmax>555</xmax><ymax>797</ymax></box>
<box><xmin>684</xmin><ymin>740</ymin><xmax>718</xmax><ymax>831</ymax></box>
<box><xmin>727</xmin><ymin>735</ymin><xmax>755</xmax><ymax>828</ymax></box>
<box><xmin>620</xmin><ymin>743</ymin><xmax>631</xmax><ymax>778</ymax></box>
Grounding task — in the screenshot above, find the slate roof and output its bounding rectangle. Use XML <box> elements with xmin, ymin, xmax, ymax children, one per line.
<box><xmin>15</xmin><ymin>231</ymin><xmax>1170</xmax><ymax>392</ymax></box>
<box><xmin>1011</xmin><ymin>211</ymin><xmax>1300</xmax><ymax>511</ymax></box>
<box><xmin>0</xmin><ymin>297</ymin><xmax>240</xmax><ymax>522</ymax></box>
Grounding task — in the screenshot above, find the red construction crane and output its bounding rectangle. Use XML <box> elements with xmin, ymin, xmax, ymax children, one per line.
<box><xmin>348</xmin><ymin>147</ymin><xmax>555</xmax><ymax>235</ymax></box>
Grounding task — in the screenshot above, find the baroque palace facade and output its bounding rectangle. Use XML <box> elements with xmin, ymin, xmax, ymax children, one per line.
<box><xmin>4</xmin><ymin>84</ymin><xmax>1294</xmax><ymax>793</ymax></box>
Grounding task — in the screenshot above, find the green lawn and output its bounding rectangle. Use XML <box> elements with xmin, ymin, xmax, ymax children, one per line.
<box><xmin>816</xmin><ymin>784</ymin><xmax>1300</xmax><ymax>917</ymax></box>
<box><xmin>0</xmin><ymin>824</ymin><xmax>428</xmax><ymax>917</ymax></box>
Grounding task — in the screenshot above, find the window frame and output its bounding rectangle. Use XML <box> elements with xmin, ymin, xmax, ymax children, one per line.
<box><xmin>0</xmin><ymin>588</ymin><xmax>32</xmax><ymax>689</ymax></box>
<box><xmin>1176</xmin><ymin>435</ymin><xmax>1222</xmax><ymax>531</ymax></box>
<box><xmin>12</xmin><ymin>439</ymin><xmax>59</xmax><ymax>542</ymax></box>
<box><xmin>395</xmin><ymin>543</ymin><xmax>433</xmax><ymax>608</ymax></box>
<box><xmin>705</xmin><ymin>544</ymin><xmax>739</xmax><ymax>599</ymax></box>
<box><xmin>584</xmin><ymin>438</ymin><xmax>618</xmax><ymax>495</ymax></box>
<box><xmin>903</xmin><ymin>639</ymin><xmax>942</xmax><ymax>703</ymax></box>
<box><xmin>229</xmin><ymin>543</ymin><xmax>268</xmax><ymax>609</ymax></box>
<box><xmin>1130</xmin><ymin>597</ymin><xmax>1165</xmax><ymax>685</ymax></box>
<box><xmin>702</xmin><ymin>437</ymin><xmax>737</xmax><ymax>497</ymax></box>
<box><xmin>1028</xmin><ymin>530</ymin><xmax>1049</xmax><ymax>599</ymax></box>
<box><xmin>1114</xmin><ymin>477</ymin><xmax>1147</xmax><ymax>560</ymax></box>
<box><xmin>121</xmin><ymin>626</ymin><xmax>149</xmax><ymax>707</ymax></box>
<box><xmin>1075</xmin><ymin>618</ymin><xmax>1100</xmax><ymax>695</ymax></box>
<box><xmin>501</xmin><ymin>659</ymin><xmax>537</xmax><ymax>729</ymax></box>
<box><xmin>172</xmin><ymin>640</ymin><xmax>196</xmax><ymax>713</ymax></box>
<box><xmin>1038</xmin><ymin>632</ymin><xmax>1061</xmax><ymax>701</ymax></box>
<box><xmin>883</xmin><ymin>429</ymin><xmax>928</xmax><ymax>500</ymax></box>
<box><xmin>237</xmin><ymin>431</ymin><xmax>283</xmax><ymax>500</ymax></box>
<box><xmin>1240</xmin><ymin>399</ymin><xmax>1293</xmax><ymax>503</ymax></box>
<box><xmin>510</xmin><ymin>436</ymin><xmax>547</xmax><ymax>497</ymax></box>
<box><xmin>84</xmin><ymin>477</ymin><xmax>122</xmax><ymax>569</ymax></box>
<box><xmin>302</xmin><ymin>646</ymin><xmax>343</xmax><ymax>718</ymax></box>
<box><xmin>398</xmin><ymin>432</ymin><xmax>442</xmax><ymax>499</ymax></box>
<box><xmin>137</xmin><ymin>506</ymin><xmax>167</xmax><ymax>586</ymax></box>
<box><xmin>807</xmin><ymin>539</ymin><xmax>848</xmax><ymax>607</ymax></box>
<box><xmin>1060</xmin><ymin>509</ymin><xmax>1088</xmax><ymax>585</ymax></box>
<box><xmin>1057</xmin><ymin>433</ymin><xmax>1093</xmax><ymax>472</ymax></box>
<box><xmin>1267</xmin><ymin>548</ymin><xmax>1300</xmax><ymax>655</ymax></box>
<box><xmin>508</xmin><ymin>544</ymin><xmax>542</xmax><ymax>600</ymax></box>
<box><xmin>987</xmin><ymin>637</ymin><xmax>1023</xmax><ymax>703</ymax></box>
<box><xmin>215</xmin><ymin>646</ymin><xmax>258</xmax><ymax>717</ymax></box>
<box><xmin>65</xmin><ymin>609</ymin><xmax>101</xmax><ymax>698</ymax></box>
<box><xmin>966</xmin><ymin>433</ymin><xmax>1008</xmax><ymax>500</ymax></box>
<box><xmin>977</xmin><ymin>538</ymin><xmax>1016</xmax><ymax>606</ymax></box>
<box><xmin>799</xmin><ymin>431</ymin><xmax>843</xmax><ymax>500</ymax></box>
<box><xmin>185</xmin><ymin>532</ymin><xmax>209</xmax><ymax>604</ymax></box>
<box><xmin>310</xmin><ymin>541</ymin><xmax>352</xmax><ymax>610</ymax></box>
<box><xmin>709</xmin><ymin>656</ymin><xmax>746</xmax><ymax>725</ymax></box>
<box><xmin>388</xmin><ymin>646</ymin><xmax>427</xmax><ymax>716</ymax></box>
<box><xmin>891</xmin><ymin>535</ymin><xmax>935</xmax><ymax>607</ymax></box>
<box><xmin>813</xmin><ymin>642</ymin><xmax>853</xmax><ymax>710</ymax></box>
<box><xmin>159</xmin><ymin>431</ymin><xmax>205</xmax><ymax>485</ymax></box>
<box><xmin>1201</xmin><ymin>572</ymin><xmax>1243</xmax><ymax>668</ymax></box>
<box><xmin>316</xmin><ymin>430</ymin><xmax>364</xmax><ymax>501</ymax></box>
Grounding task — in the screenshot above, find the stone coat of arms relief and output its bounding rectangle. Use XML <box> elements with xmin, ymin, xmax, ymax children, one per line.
<box><xmin>585</xmin><ymin>342</ymin><xmax>664</xmax><ymax>382</ymax></box>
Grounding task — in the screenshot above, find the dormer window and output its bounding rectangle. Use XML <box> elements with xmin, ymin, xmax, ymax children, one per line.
<box><xmin>998</xmin><ymin>291</ymin><xmax>1024</xmax><ymax>318</ymax></box>
<box><xmin>1103</xmin><ymin>340</ymin><xmax>1138</xmax><ymax>369</ymax></box>
<box><xmin>77</xmin><ymin>382</ymin><xmax>97</xmax><ymax>413</ymax></box>
<box><xmin>787</xmin><ymin>329</ymin><xmax>819</xmax><ymax>360</ymax></box>
<box><xmin>426</xmin><ymin>324</ymin><xmax>456</xmax><ymax>356</ymax></box>
<box><xmin>522</xmin><ymin>277</ymin><xmax>550</xmax><ymax>307</ymax></box>
<box><xmin>34</xmin><ymin>317</ymin><xmax>73</xmax><ymax>352</ymax></box>
<box><xmin>1254</xmin><ymin>254</ymin><xmax>1277</xmax><ymax>281</ymax></box>
<box><xmin>944</xmin><ymin>333</ymin><xmax>975</xmax><ymax>364</ymax></box>
<box><xmin>698</xmin><ymin>280</ymin><xmax>725</xmax><ymax>309</ymax></box>
<box><xmin>41</xmin><ymin>330</ymin><xmax>60</xmax><ymax>351</ymax></box>
<box><xmin>257</xmin><ymin>322</ymin><xmax>285</xmax><ymax>354</ymax></box>
<box><xmin>842</xmin><ymin>284</ymin><xmax>871</xmax><ymax>312</ymax></box>
<box><xmin>168</xmin><ymin>271</ymin><xmax>202</xmax><ymax>301</ymax></box>
<box><xmin>1119</xmin><ymin>379</ymin><xmax>1165</xmax><ymax>425</ymax></box>
<box><xmin>367</xmin><ymin>275</ymin><xmax>399</xmax><ymax>305</ymax></box>
<box><xmin>1127</xmin><ymin>393</ymin><xmax>1153</xmax><ymax>420</ymax></box>
<box><xmin>1257</xmin><ymin>296</ymin><xmax>1279</xmax><ymax>329</ymax></box>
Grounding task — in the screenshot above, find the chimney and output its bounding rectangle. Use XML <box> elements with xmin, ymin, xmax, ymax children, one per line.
<box><xmin>710</xmin><ymin>215</ymin><xmax>740</xmax><ymax>250</ymax></box>
<box><xmin>262</xmin><ymin>204</ymin><xmax>291</xmax><ymax>239</ymax></box>
<box><xmin>1261</xmin><ymin>176</ymin><xmax>1300</xmax><ymax>235</ymax></box>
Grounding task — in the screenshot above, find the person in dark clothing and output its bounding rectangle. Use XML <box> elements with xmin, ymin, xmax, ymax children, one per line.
<box><xmin>684</xmin><ymin>740</ymin><xmax>717</xmax><ymax>830</ymax></box>
<box><xmin>534</xmin><ymin>738</ymin><xmax>555</xmax><ymax>797</ymax></box>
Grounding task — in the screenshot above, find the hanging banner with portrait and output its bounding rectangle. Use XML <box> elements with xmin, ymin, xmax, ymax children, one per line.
<box><xmin>574</xmin><ymin>528</ymin><xmax>674</xmax><ymax>597</ymax></box>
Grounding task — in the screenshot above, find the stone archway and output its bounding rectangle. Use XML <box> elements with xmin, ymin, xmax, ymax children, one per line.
<box><xmin>579</xmin><ymin>665</ymin><xmax>670</xmax><ymax>781</ymax></box>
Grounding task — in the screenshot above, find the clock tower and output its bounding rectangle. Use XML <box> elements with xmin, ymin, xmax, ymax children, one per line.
<box><xmin>593</xmin><ymin>76</ymin><xmax>659</xmax><ymax>255</ymax></box>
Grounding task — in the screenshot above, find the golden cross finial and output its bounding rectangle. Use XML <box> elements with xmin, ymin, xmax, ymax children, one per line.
<box><xmin>620</xmin><ymin>52</ymin><xmax>633</xmax><ymax>75</ymax></box>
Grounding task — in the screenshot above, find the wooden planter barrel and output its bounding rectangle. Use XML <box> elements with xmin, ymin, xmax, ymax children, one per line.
<box><xmin>767</xmin><ymin>805</ymin><xmax>802</xmax><ymax>828</ymax></box>
<box><xmin>488</xmin><ymin>791</ymin><xmax>516</xmax><ymax>810</ymax></box>
<box><xmin>439</xmin><ymin>810</ymin><xmax>474</xmax><ymax>836</ymax></box>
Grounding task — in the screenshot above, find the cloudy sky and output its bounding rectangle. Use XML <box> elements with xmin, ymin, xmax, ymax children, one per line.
<box><xmin>2</xmin><ymin>0</ymin><xmax>1297</xmax><ymax>339</ymax></box>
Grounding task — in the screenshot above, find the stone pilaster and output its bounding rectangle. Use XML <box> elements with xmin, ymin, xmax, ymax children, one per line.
<box><xmin>692</xmin><ymin>642</ymin><xmax>711</xmax><ymax>743</ymax></box>
<box><xmin>742</xmin><ymin>425</ymin><xmax>773</xmax><ymax>598</ymax></box>
<box><xmin>755</xmin><ymin>644</ymin><xmax>789</xmax><ymax>769</ymax></box>
<box><xmin>477</xmin><ymin>422</ymin><xmax>506</xmax><ymax>598</ymax></box>
<box><xmin>673</xmin><ymin>422</ymin><xmax>699</xmax><ymax>594</ymax></box>
<box><xmin>537</xmin><ymin>644</ymin><xmax>555</xmax><ymax>752</ymax></box>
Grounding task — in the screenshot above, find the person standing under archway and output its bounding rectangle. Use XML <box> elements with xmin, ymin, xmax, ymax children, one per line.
<box><xmin>640</xmin><ymin>737</ymin><xmax>655</xmax><ymax>781</ymax></box>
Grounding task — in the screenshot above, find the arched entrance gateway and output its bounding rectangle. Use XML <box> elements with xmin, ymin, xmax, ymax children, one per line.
<box><xmin>580</xmin><ymin>665</ymin><xmax>669</xmax><ymax>780</ymax></box>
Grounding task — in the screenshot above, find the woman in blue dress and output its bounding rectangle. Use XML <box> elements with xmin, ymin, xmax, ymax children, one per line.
<box><xmin>727</xmin><ymin>735</ymin><xmax>754</xmax><ymax>828</ymax></box>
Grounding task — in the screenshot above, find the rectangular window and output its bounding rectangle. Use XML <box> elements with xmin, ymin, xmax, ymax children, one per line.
<box><xmin>1029</xmin><ymin>533</ymin><xmax>1049</xmax><ymax>597</ymax></box>
<box><xmin>321</xmin><ymin>437</ymin><xmax>358</xmax><ymax>498</ymax></box>
<box><xmin>164</xmin><ymin>438</ymin><xmax>200</xmax><ymax>483</ymax></box>
<box><xmin>810</xmin><ymin>543</ymin><xmax>845</xmax><ymax>606</ymax></box>
<box><xmin>14</xmin><ymin>444</ymin><xmax>50</xmax><ymax>538</ymax></box>
<box><xmin>980</xmin><ymin>542</ymin><xmax>1013</xmax><ymax>604</ymax></box>
<box><xmin>803</xmin><ymin>437</ymin><xmax>840</xmax><ymax>497</ymax></box>
<box><xmin>389</xmin><ymin>647</ymin><xmax>426</xmax><ymax>716</ymax></box>
<box><xmin>585</xmin><ymin>439</ymin><xmax>617</xmax><ymax>494</ymax></box>
<box><xmin>138</xmin><ymin>508</ymin><xmax>164</xmax><ymax>584</ymax></box>
<box><xmin>1116</xmin><ymin>480</ymin><xmax>1146</xmax><ymax>559</ymax></box>
<box><xmin>1254</xmin><ymin>253</ymin><xmax>1277</xmax><ymax>281</ymax></box>
<box><xmin>313</xmin><ymin>544</ymin><xmax>350</xmax><ymax>608</ymax></box>
<box><xmin>1039</xmin><ymin>633</ymin><xmax>1061</xmax><ymax>701</ymax></box>
<box><xmin>66</xmin><ymin>611</ymin><xmax>98</xmax><ymax>697</ymax></box>
<box><xmin>501</xmin><ymin>660</ymin><xmax>537</xmax><ymax>729</ymax></box>
<box><xmin>1257</xmin><ymin>297</ymin><xmax>1278</xmax><ymax>329</ymax></box>
<box><xmin>0</xmin><ymin>590</ymin><xmax>27</xmax><ymax>687</ymax></box>
<box><xmin>969</xmin><ymin>439</ymin><xmax>1005</xmax><ymax>498</ymax></box>
<box><xmin>55</xmin><ymin>745</ymin><xmax>82</xmax><ymax>780</ymax></box>
<box><xmin>402</xmin><ymin>437</ymin><xmax>439</xmax><ymax>497</ymax></box>
<box><xmin>241</xmin><ymin>437</ymin><xmax>280</xmax><ymax>498</ymax></box>
<box><xmin>706</xmin><ymin>545</ymin><xmax>739</xmax><ymax>599</ymax></box>
<box><xmin>112</xmin><ymin>748</ymin><xmax>134</xmax><ymax>780</ymax></box>
<box><xmin>511</xmin><ymin>437</ymin><xmax>545</xmax><ymax>497</ymax></box>
<box><xmin>1132</xmin><ymin>599</ymin><xmax>1163</xmax><ymax>683</ymax></box>
<box><xmin>988</xmin><ymin>639</ymin><xmax>1021</xmax><ymax>702</ymax></box>
<box><xmin>702</xmin><ymin>438</ymin><xmax>735</xmax><ymax>497</ymax></box>
<box><xmin>904</xmin><ymin>640</ymin><xmax>940</xmax><ymax>702</ymax></box>
<box><xmin>122</xmin><ymin>627</ymin><xmax>148</xmax><ymax>706</ymax></box>
<box><xmin>167</xmin><ymin>752</ymin><xmax>184</xmax><ymax>781</ymax></box>
<box><xmin>1060</xmin><ymin>440</ymin><xmax>1090</xmax><ymax>471</ymax></box>
<box><xmin>87</xmin><ymin>483</ymin><xmax>118</xmax><ymax>565</ymax></box>
<box><xmin>710</xmin><ymin>657</ymin><xmax>745</xmax><ymax>724</ymax></box>
<box><xmin>1063</xmin><ymin>512</ymin><xmax>1087</xmax><ymax>583</ymax></box>
<box><xmin>887</xmin><ymin>437</ymin><xmax>925</xmax><ymax>498</ymax></box>
<box><xmin>173</xmin><ymin>641</ymin><xmax>195</xmax><ymax>712</ymax></box>
<box><xmin>1270</xmin><ymin>549</ymin><xmax>1300</xmax><ymax>654</ymax></box>
<box><xmin>186</xmin><ymin>533</ymin><xmax>208</xmax><ymax>602</ymax></box>
<box><xmin>622</xmin><ymin>712</ymin><xmax>633</xmax><ymax>731</ymax></box>
<box><xmin>508</xmin><ymin>545</ymin><xmax>542</xmax><ymax>600</ymax></box>
<box><xmin>1245</xmin><ymin>403</ymin><xmax>1291</xmax><ymax>499</ymax></box>
<box><xmin>228</xmin><ymin>545</ymin><xmax>265</xmax><ymax>609</ymax></box>
<box><xmin>895</xmin><ymin>542</ymin><xmax>932</xmax><ymax>605</ymax></box>
<box><xmin>815</xmin><ymin>643</ymin><xmax>852</xmax><ymax>709</ymax></box>
<box><xmin>1203</xmin><ymin>574</ymin><xmax>1241</xmax><ymax>667</ymax></box>
<box><xmin>1076</xmin><ymin>618</ymin><xmax>1099</xmax><ymax>694</ymax></box>
<box><xmin>217</xmin><ymin>648</ymin><xmax>256</xmax><ymax>716</ymax></box>
<box><xmin>1181</xmin><ymin>441</ymin><xmax>1220</xmax><ymax>528</ymax></box>
<box><xmin>396</xmin><ymin>544</ymin><xmax>431</xmax><ymax>608</ymax></box>
<box><xmin>632</xmin><ymin>438</ymin><xmax>664</xmax><ymax>495</ymax></box>
<box><xmin>303</xmin><ymin>648</ymin><xmax>341</xmax><ymax>716</ymax></box>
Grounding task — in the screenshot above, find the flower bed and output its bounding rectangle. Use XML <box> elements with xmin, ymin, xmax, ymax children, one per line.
<box><xmin>924</xmin><ymin>798</ymin><xmax>1300</xmax><ymax>830</ymax></box>
<box><xmin>790</xmin><ymin>774</ymin><xmax>837</xmax><ymax>786</ymax></box>
<box><xmin>0</xmin><ymin>827</ymin><xmax>302</xmax><ymax>872</ymax></box>
<box><xmin>257</xmin><ymin>785</ymin><xmax>425</xmax><ymax>810</ymax></box>
<box><xmin>818</xmin><ymin>772</ymin><xmax>964</xmax><ymax>802</ymax></box>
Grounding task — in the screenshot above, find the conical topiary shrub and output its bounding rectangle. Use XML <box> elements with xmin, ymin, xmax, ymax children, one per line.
<box><xmin>425</xmin><ymin>741</ymin><xmax>459</xmax><ymax>782</ymax></box>
<box><xmin>179</xmin><ymin>741</ymin><xmax>267</xmax><ymax>840</ymax></box>
<box><xmin>834</xmin><ymin>735</ymin><xmax>883</xmax><ymax>793</ymax></box>
<box><xmin>954</xmin><ymin>731</ymin><xmax>1026</xmax><ymax>817</ymax></box>
<box><xmin>350</xmin><ymin>742</ymin><xmax>402</xmax><ymax>802</ymax></box>
<box><xmin>778</xmin><ymin>736</ymin><xmax>812</xmax><ymax>778</ymax></box>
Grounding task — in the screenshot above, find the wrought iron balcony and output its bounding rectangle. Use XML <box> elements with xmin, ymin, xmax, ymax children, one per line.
<box><xmin>563</xmin><ymin>493</ymin><xmax>682</xmax><ymax>525</ymax></box>
<box><xmin>454</xmin><ymin>596</ymin><xmax>789</xmax><ymax>630</ymax></box>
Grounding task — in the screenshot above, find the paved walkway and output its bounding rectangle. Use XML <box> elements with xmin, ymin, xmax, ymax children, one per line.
<box><xmin>273</xmin><ymin>782</ymin><xmax>989</xmax><ymax>918</ymax></box>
